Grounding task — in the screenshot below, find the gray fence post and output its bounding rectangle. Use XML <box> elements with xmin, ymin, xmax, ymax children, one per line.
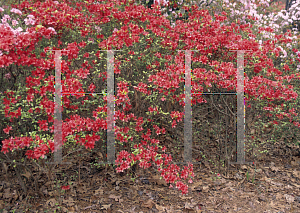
<box><xmin>48</xmin><ymin>49</ymin><xmax>120</xmax><ymax>165</ymax></box>
<box><xmin>46</xmin><ymin>49</ymin><xmax>71</xmax><ymax>165</ymax></box>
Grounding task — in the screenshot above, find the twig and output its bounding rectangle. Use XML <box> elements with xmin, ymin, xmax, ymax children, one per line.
<box><xmin>237</xmin><ymin>177</ymin><xmax>246</xmax><ymax>187</ymax></box>
<box><xmin>14</xmin><ymin>164</ymin><xmax>27</xmax><ymax>195</ymax></box>
<box><xmin>62</xmin><ymin>148</ymin><xmax>84</xmax><ymax>160</ymax></box>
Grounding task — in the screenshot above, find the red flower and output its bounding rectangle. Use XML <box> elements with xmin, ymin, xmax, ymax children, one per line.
<box><xmin>61</xmin><ymin>185</ymin><xmax>70</xmax><ymax>190</ymax></box>
<box><xmin>3</xmin><ymin>126</ymin><xmax>12</xmax><ymax>134</ymax></box>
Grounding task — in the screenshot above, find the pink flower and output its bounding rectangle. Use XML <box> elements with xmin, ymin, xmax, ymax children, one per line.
<box><xmin>12</xmin><ymin>27</ymin><xmax>23</xmax><ymax>36</ymax></box>
<box><xmin>154</xmin><ymin>0</ymin><xmax>168</xmax><ymax>6</ymax></box>
<box><xmin>94</xmin><ymin>26</ymin><xmax>102</xmax><ymax>33</ymax></box>
<box><xmin>47</xmin><ymin>27</ymin><xmax>57</xmax><ymax>34</ymax></box>
<box><xmin>88</xmin><ymin>37</ymin><xmax>94</xmax><ymax>43</ymax></box>
<box><xmin>4</xmin><ymin>73</ymin><xmax>11</xmax><ymax>79</ymax></box>
<box><xmin>11</xmin><ymin>19</ymin><xmax>18</xmax><ymax>26</ymax></box>
<box><xmin>1</xmin><ymin>14</ymin><xmax>11</xmax><ymax>24</ymax></box>
<box><xmin>0</xmin><ymin>7</ymin><xmax>4</xmax><ymax>12</ymax></box>
<box><xmin>24</xmin><ymin>17</ymin><xmax>35</xmax><ymax>25</ymax></box>
<box><xmin>10</xmin><ymin>8</ymin><xmax>22</xmax><ymax>16</ymax></box>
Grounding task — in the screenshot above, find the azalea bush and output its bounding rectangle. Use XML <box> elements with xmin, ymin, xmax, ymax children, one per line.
<box><xmin>216</xmin><ymin>0</ymin><xmax>300</xmax><ymax>147</ymax></box>
<box><xmin>1</xmin><ymin>0</ymin><xmax>300</xmax><ymax>196</ymax></box>
<box><xmin>155</xmin><ymin>0</ymin><xmax>300</xmax><ymax>148</ymax></box>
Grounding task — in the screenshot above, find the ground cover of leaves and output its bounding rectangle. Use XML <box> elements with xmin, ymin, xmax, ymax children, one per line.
<box><xmin>0</xmin><ymin>135</ymin><xmax>300</xmax><ymax>213</ymax></box>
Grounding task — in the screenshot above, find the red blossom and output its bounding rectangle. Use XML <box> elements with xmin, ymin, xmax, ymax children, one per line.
<box><xmin>0</xmin><ymin>0</ymin><xmax>298</xmax><ymax>196</ymax></box>
<box><xmin>61</xmin><ymin>185</ymin><xmax>70</xmax><ymax>190</ymax></box>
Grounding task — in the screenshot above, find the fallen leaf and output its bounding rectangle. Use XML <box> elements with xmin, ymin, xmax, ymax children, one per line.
<box><xmin>293</xmin><ymin>170</ymin><xmax>300</xmax><ymax>178</ymax></box>
<box><xmin>202</xmin><ymin>186</ymin><xmax>209</xmax><ymax>192</ymax></box>
<box><xmin>142</xmin><ymin>199</ymin><xmax>154</xmax><ymax>209</ymax></box>
<box><xmin>284</xmin><ymin>194</ymin><xmax>294</xmax><ymax>203</ymax></box>
<box><xmin>61</xmin><ymin>207</ymin><xmax>68</xmax><ymax>212</ymax></box>
<box><xmin>270</xmin><ymin>166</ymin><xmax>279</xmax><ymax>172</ymax></box>
<box><xmin>21</xmin><ymin>170</ymin><xmax>31</xmax><ymax>179</ymax></box>
<box><xmin>152</xmin><ymin>175</ymin><xmax>167</xmax><ymax>186</ymax></box>
<box><xmin>155</xmin><ymin>203</ymin><xmax>167</xmax><ymax>211</ymax></box>
<box><xmin>62</xmin><ymin>197</ymin><xmax>75</xmax><ymax>207</ymax></box>
<box><xmin>94</xmin><ymin>188</ymin><xmax>103</xmax><ymax>195</ymax></box>
<box><xmin>180</xmin><ymin>196</ymin><xmax>192</xmax><ymax>200</ymax></box>
<box><xmin>291</xmin><ymin>160</ymin><xmax>299</xmax><ymax>166</ymax></box>
<box><xmin>191</xmin><ymin>180</ymin><xmax>203</xmax><ymax>191</ymax></box>
<box><xmin>101</xmin><ymin>203</ymin><xmax>112</xmax><ymax>210</ymax></box>
<box><xmin>184</xmin><ymin>201</ymin><xmax>197</xmax><ymax>210</ymax></box>
<box><xmin>241</xmin><ymin>165</ymin><xmax>248</xmax><ymax>170</ymax></box>
<box><xmin>109</xmin><ymin>194</ymin><xmax>121</xmax><ymax>202</ymax></box>
<box><xmin>46</xmin><ymin>198</ymin><xmax>57</xmax><ymax>207</ymax></box>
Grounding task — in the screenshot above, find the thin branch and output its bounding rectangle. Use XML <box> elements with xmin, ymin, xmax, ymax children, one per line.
<box><xmin>221</xmin><ymin>95</ymin><xmax>236</xmax><ymax>116</ymax></box>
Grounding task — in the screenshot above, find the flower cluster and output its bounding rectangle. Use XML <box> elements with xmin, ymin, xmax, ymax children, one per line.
<box><xmin>1</xmin><ymin>0</ymin><xmax>300</xmax><ymax>196</ymax></box>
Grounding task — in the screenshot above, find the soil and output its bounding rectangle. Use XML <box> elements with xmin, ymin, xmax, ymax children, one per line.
<box><xmin>1</xmin><ymin>134</ymin><xmax>300</xmax><ymax>213</ymax></box>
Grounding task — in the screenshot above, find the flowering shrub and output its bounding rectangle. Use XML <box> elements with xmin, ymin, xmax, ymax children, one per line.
<box><xmin>213</xmin><ymin>0</ymin><xmax>300</xmax><ymax>146</ymax></box>
<box><xmin>1</xmin><ymin>0</ymin><xmax>300</xmax><ymax>195</ymax></box>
